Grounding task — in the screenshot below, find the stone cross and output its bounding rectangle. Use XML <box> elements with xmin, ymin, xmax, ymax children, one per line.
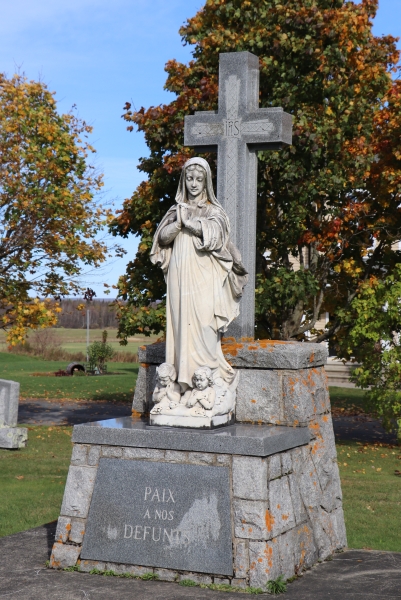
<box><xmin>184</xmin><ymin>51</ymin><xmax>292</xmax><ymax>339</ymax></box>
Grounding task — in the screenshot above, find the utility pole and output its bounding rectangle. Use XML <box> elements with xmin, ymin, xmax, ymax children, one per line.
<box><xmin>84</xmin><ymin>288</ymin><xmax>96</xmax><ymax>362</ymax></box>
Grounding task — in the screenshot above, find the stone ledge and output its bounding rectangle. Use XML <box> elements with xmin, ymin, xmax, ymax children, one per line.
<box><xmin>72</xmin><ymin>418</ymin><xmax>310</xmax><ymax>458</ymax></box>
<box><xmin>137</xmin><ymin>340</ymin><xmax>327</xmax><ymax>370</ymax></box>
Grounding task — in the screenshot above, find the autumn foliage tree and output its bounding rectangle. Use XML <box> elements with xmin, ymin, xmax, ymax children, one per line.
<box><xmin>0</xmin><ymin>74</ymin><xmax>114</xmax><ymax>343</ymax></box>
<box><xmin>112</xmin><ymin>0</ymin><xmax>401</xmax><ymax>351</ymax></box>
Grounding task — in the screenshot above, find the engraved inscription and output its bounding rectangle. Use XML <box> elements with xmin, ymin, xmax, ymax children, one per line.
<box><xmin>81</xmin><ymin>454</ymin><xmax>233</xmax><ymax>574</ymax></box>
<box><xmin>224</xmin><ymin>119</ymin><xmax>241</xmax><ymax>138</ymax></box>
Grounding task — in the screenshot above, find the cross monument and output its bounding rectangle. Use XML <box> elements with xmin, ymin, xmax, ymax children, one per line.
<box><xmin>184</xmin><ymin>51</ymin><xmax>292</xmax><ymax>340</ymax></box>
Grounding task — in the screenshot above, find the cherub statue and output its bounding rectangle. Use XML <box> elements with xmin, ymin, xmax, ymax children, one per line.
<box><xmin>150</xmin><ymin>363</ymin><xmax>181</xmax><ymax>414</ymax></box>
<box><xmin>186</xmin><ymin>366</ymin><xmax>216</xmax><ymax>417</ymax></box>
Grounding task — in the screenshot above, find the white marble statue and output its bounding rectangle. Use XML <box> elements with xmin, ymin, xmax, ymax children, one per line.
<box><xmin>149</xmin><ymin>157</ymin><xmax>247</xmax><ymax>427</ymax></box>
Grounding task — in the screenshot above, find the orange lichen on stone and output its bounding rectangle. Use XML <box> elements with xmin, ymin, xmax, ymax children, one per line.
<box><xmin>222</xmin><ymin>336</ymin><xmax>236</xmax><ymax>342</ymax></box>
<box><xmin>258</xmin><ymin>557</ymin><xmax>263</xmax><ymax>563</ymax></box>
<box><xmin>251</xmin><ymin>399</ymin><xmax>257</xmax><ymax>404</ymax></box>
<box><xmin>140</xmin><ymin>362</ymin><xmax>150</xmax><ymax>368</ymax></box>
<box><xmin>66</xmin><ymin>523</ymin><xmax>71</xmax><ymax>531</ymax></box>
<box><xmin>282</xmin><ymin>514</ymin><xmax>289</xmax><ymax>521</ymax></box>
<box><xmin>263</xmin><ymin>544</ymin><xmax>273</xmax><ymax>568</ymax></box>
<box><xmin>265</xmin><ymin>510</ymin><xmax>275</xmax><ymax>532</ymax></box>
<box><xmin>248</xmin><ymin>345</ymin><xmax>258</xmax><ymax>351</ymax></box>
<box><xmin>139</xmin><ymin>345</ymin><xmax>146</xmax><ymax>351</ymax></box>
<box><xmin>131</xmin><ymin>409</ymin><xmax>142</xmax><ymax>419</ymax></box>
<box><xmin>322</xmin><ymin>415</ymin><xmax>329</xmax><ymax>422</ymax></box>
<box><xmin>241</xmin><ymin>337</ymin><xmax>254</xmax><ymax>342</ymax></box>
<box><xmin>221</xmin><ymin>341</ymin><xmax>244</xmax><ymax>357</ymax></box>
<box><xmin>309</xmin><ymin>352</ymin><xmax>315</xmax><ymax>363</ymax></box>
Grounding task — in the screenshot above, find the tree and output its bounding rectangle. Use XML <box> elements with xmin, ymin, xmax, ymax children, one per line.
<box><xmin>87</xmin><ymin>330</ymin><xmax>115</xmax><ymax>374</ymax></box>
<box><xmin>0</xmin><ymin>73</ymin><xmax>116</xmax><ymax>344</ymax></box>
<box><xmin>111</xmin><ymin>0</ymin><xmax>401</xmax><ymax>346</ymax></box>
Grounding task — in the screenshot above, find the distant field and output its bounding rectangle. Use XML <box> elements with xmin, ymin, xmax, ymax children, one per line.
<box><xmin>0</xmin><ymin>328</ymin><xmax>159</xmax><ymax>355</ymax></box>
<box><xmin>0</xmin><ymin>352</ymin><xmax>138</xmax><ymax>402</ymax></box>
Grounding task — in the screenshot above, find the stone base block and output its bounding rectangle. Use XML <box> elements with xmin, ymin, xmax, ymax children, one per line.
<box><xmin>50</xmin><ymin>416</ymin><xmax>346</xmax><ymax>586</ymax></box>
<box><xmin>0</xmin><ymin>426</ymin><xmax>28</xmax><ymax>449</ymax></box>
<box><xmin>149</xmin><ymin>410</ymin><xmax>234</xmax><ymax>429</ymax></box>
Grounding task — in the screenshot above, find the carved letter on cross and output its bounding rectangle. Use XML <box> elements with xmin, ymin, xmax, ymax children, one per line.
<box><xmin>184</xmin><ymin>51</ymin><xmax>292</xmax><ymax>340</ymax></box>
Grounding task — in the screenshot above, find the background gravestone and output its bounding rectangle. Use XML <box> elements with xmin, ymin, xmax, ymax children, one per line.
<box><xmin>0</xmin><ymin>379</ymin><xmax>28</xmax><ymax>449</ymax></box>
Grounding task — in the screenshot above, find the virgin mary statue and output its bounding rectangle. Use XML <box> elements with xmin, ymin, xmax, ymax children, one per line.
<box><xmin>150</xmin><ymin>157</ymin><xmax>248</xmax><ymax>393</ymax></box>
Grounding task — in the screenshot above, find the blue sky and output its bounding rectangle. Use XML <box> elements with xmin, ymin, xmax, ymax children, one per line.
<box><xmin>1</xmin><ymin>0</ymin><xmax>400</xmax><ymax>297</ymax></box>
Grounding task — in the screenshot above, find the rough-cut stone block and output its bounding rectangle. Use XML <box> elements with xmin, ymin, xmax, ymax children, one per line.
<box><xmin>71</xmin><ymin>444</ymin><xmax>88</xmax><ymax>465</ymax></box>
<box><xmin>69</xmin><ymin>519</ymin><xmax>86</xmax><ymax>544</ymax></box>
<box><xmin>281</xmin><ymin>451</ymin><xmax>292</xmax><ymax>475</ymax></box>
<box><xmin>309</xmin><ymin>414</ymin><xmax>337</xmax><ymax>461</ymax></box>
<box><xmin>50</xmin><ymin>542</ymin><xmax>80</xmax><ymax>569</ymax></box>
<box><xmin>278</xmin><ymin>529</ymin><xmax>296</xmax><ymax>580</ymax></box>
<box><xmin>267</xmin><ymin>454</ymin><xmax>281</xmax><ymax>480</ymax></box>
<box><xmin>0</xmin><ymin>379</ymin><xmax>20</xmax><ymax>426</ymax></box>
<box><xmin>187</xmin><ymin>452</ymin><xmax>216</xmax><ymax>465</ymax></box>
<box><xmin>234</xmin><ymin>540</ymin><xmax>249</xmax><ymax>578</ymax></box>
<box><xmin>216</xmin><ymin>454</ymin><xmax>231</xmax><ymax>466</ymax></box>
<box><xmin>307</xmin><ymin>506</ymin><xmax>333</xmax><ymax>560</ymax></box>
<box><xmin>214</xmin><ymin>577</ymin><xmax>230</xmax><ymax>584</ymax></box>
<box><xmin>330</xmin><ymin>506</ymin><xmax>347</xmax><ymax>550</ymax></box>
<box><xmin>101</xmin><ymin>446</ymin><xmax>122</xmax><ymax>458</ymax></box>
<box><xmin>164</xmin><ymin>450</ymin><xmax>189</xmax><ymax>462</ymax></box>
<box><xmin>87</xmin><ymin>445</ymin><xmax>101</xmax><ymax>466</ymax></box>
<box><xmin>137</xmin><ymin>342</ymin><xmax>166</xmax><ymax>364</ymax></box>
<box><xmin>122</xmin><ymin>447</ymin><xmax>165</xmax><ymax>460</ymax></box>
<box><xmin>222</xmin><ymin>340</ymin><xmax>327</xmax><ymax>370</ymax></box>
<box><xmin>234</xmin><ymin>499</ymin><xmax>270</xmax><ymax>539</ymax></box>
<box><xmin>297</xmin><ymin>450</ymin><xmax>321</xmax><ymax>512</ymax></box>
<box><xmin>293</xmin><ymin>522</ymin><xmax>318</xmax><ymax>572</ymax></box>
<box><xmin>236</xmin><ymin>369</ymin><xmax>282</xmax><ymax>424</ymax></box>
<box><xmin>125</xmin><ymin>565</ymin><xmax>152</xmax><ymax>576</ymax></box>
<box><xmin>79</xmin><ymin>560</ymin><xmax>106</xmax><ymax>573</ymax></box>
<box><xmin>287</xmin><ymin>474</ymin><xmax>307</xmax><ymax>525</ymax></box>
<box><xmin>154</xmin><ymin>568</ymin><xmax>177</xmax><ymax>581</ymax></box>
<box><xmin>232</xmin><ymin>578</ymin><xmax>247</xmax><ymax>589</ymax></box>
<box><xmin>60</xmin><ymin>465</ymin><xmax>97</xmax><ymax>518</ymax></box>
<box><xmin>313</xmin><ymin>454</ymin><xmax>342</xmax><ymax>513</ymax></box>
<box><xmin>55</xmin><ymin>516</ymin><xmax>71</xmax><ymax>543</ymax></box>
<box><xmin>282</xmin><ymin>369</ymin><xmax>317</xmax><ymax>424</ymax></box>
<box><xmin>232</xmin><ymin>456</ymin><xmax>268</xmax><ymax>500</ymax></box>
<box><xmin>178</xmin><ymin>573</ymin><xmax>212</xmax><ymax>585</ymax></box>
<box><xmin>269</xmin><ymin>477</ymin><xmax>296</xmax><ymax>537</ymax></box>
<box><xmin>249</xmin><ymin>541</ymin><xmax>281</xmax><ymax>587</ymax></box>
<box><xmin>0</xmin><ymin>426</ymin><xmax>27</xmax><ymax>449</ymax></box>
<box><xmin>132</xmin><ymin>363</ymin><xmax>158</xmax><ymax>414</ymax></box>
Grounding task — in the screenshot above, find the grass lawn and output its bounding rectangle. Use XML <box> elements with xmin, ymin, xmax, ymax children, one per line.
<box><xmin>0</xmin><ymin>352</ymin><xmax>138</xmax><ymax>402</ymax></box>
<box><xmin>0</xmin><ymin>426</ymin><xmax>73</xmax><ymax>537</ymax></box>
<box><xmin>329</xmin><ymin>386</ymin><xmax>367</xmax><ymax>414</ymax></box>
<box><xmin>338</xmin><ymin>440</ymin><xmax>401</xmax><ymax>552</ymax></box>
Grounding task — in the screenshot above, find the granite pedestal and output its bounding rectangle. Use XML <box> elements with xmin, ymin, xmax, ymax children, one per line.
<box><xmin>50</xmin><ymin>342</ymin><xmax>346</xmax><ymax>588</ymax></box>
<box><xmin>0</xmin><ymin>379</ymin><xmax>28</xmax><ymax>449</ymax></box>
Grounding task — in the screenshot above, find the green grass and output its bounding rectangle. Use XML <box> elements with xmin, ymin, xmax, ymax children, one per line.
<box><xmin>329</xmin><ymin>386</ymin><xmax>367</xmax><ymax>414</ymax></box>
<box><xmin>338</xmin><ymin>440</ymin><xmax>401</xmax><ymax>551</ymax></box>
<box><xmin>0</xmin><ymin>425</ymin><xmax>73</xmax><ymax>537</ymax></box>
<box><xmin>0</xmin><ymin>352</ymin><xmax>138</xmax><ymax>402</ymax></box>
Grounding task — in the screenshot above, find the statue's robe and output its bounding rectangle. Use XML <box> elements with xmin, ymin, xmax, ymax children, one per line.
<box><xmin>151</xmin><ymin>201</ymin><xmax>247</xmax><ymax>391</ymax></box>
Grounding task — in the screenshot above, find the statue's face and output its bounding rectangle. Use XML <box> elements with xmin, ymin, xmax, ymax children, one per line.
<box><xmin>194</xmin><ymin>372</ymin><xmax>209</xmax><ymax>390</ymax></box>
<box><xmin>185</xmin><ymin>167</ymin><xmax>205</xmax><ymax>199</ymax></box>
<box><xmin>158</xmin><ymin>374</ymin><xmax>171</xmax><ymax>387</ymax></box>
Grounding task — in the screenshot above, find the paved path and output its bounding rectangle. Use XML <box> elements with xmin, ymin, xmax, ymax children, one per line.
<box><xmin>19</xmin><ymin>398</ymin><xmax>397</xmax><ymax>444</ymax></box>
<box><xmin>1</xmin><ymin>524</ymin><xmax>400</xmax><ymax>599</ymax></box>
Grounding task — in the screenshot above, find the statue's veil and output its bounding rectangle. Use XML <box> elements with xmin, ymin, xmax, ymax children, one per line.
<box><xmin>175</xmin><ymin>157</ymin><xmax>223</xmax><ymax>211</ymax></box>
